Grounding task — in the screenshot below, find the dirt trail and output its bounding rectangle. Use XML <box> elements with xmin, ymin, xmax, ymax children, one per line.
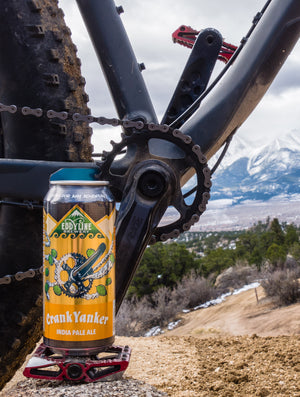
<box><xmin>168</xmin><ymin>285</ymin><xmax>300</xmax><ymax>337</ymax></box>
<box><xmin>2</xmin><ymin>286</ymin><xmax>300</xmax><ymax>396</ymax></box>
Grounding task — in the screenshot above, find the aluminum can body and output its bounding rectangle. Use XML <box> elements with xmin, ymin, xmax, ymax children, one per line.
<box><xmin>43</xmin><ymin>170</ymin><xmax>115</xmax><ymax>354</ymax></box>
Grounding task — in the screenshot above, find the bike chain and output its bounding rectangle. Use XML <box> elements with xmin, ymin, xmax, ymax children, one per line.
<box><xmin>0</xmin><ymin>266</ymin><xmax>43</xmax><ymax>286</ymax></box>
<box><xmin>0</xmin><ymin>101</ymin><xmax>211</xmax><ymax>285</ymax></box>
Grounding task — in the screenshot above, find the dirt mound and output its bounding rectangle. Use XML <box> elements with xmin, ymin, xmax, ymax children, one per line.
<box><xmin>120</xmin><ymin>334</ymin><xmax>300</xmax><ymax>396</ymax></box>
<box><xmin>2</xmin><ymin>286</ymin><xmax>300</xmax><ymax>396</ymax></box>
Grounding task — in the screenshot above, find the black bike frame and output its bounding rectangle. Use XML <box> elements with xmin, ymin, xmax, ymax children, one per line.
<box><xmin>78</xmin><ymin>0</ymin><xmax>300</xmax><ymax>162</ymax></box>
<box><xmin>0</xmin><ymin>0</ymin><xmax>299</xmax><ymax>309</ymax></box>
<box><xmin>1</xmin><ymin>0</ymin><xmax>299</xmax><ymax>198</ymax></box>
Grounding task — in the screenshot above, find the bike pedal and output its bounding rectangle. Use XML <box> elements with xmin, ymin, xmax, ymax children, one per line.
<box><xmin>23</xmin><ymin>343</ymin><xmax>131</xmax><ymax>382</ymax></box>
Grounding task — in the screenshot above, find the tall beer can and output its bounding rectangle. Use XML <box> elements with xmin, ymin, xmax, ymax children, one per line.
<box><xmin>43</xmin><ymin>168</ymin><xmax>115</xmax><ymax>354</ymax></box>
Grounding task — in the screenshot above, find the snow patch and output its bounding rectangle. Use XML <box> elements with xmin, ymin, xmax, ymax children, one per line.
<box><xmin>195</xmin><ymin>282</ymin><xmax>260</xmax><ymax>310</ymax></box>
<box><xmin>167</xmin><ymin>320</ymin><xmax>181</xmax><ymax>330</ymax></box>
<box><xmin>144</xmin><ymin>326</ymin><xmax>163</xmax><ymax>337</ymax></box>
<box><xmin>232</xmin><ymin>282</ymin><xmax>260</xmax><ymax>295</ymax></box>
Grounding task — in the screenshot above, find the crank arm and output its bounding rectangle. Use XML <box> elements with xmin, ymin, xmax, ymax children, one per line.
<box><xmin>115</xmin><ymin>161</ymin><xmax>175</xmax><ymax>312</ymax></box>
<box><xmin>162</xmin><ymin>28</ymin><xmax>222</xmax><ymax>126</ymax></box>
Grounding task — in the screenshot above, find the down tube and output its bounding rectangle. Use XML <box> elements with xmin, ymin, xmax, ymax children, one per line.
<box><xmin>180</xmin><ymin>0</ymin><xmax>300</xmax><ymax>162</ymax></box>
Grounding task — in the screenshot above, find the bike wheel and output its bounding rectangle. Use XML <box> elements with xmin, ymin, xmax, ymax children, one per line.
<box><xmin>0</xmin><ymin>0</ymin><xmax>93</xmax><ymax>389</ymax></box>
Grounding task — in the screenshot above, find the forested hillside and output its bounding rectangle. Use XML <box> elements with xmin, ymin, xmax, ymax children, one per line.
<box><xmin>117</xmin><ymin>218</ymin><xmax>300</xmax><ymax>336</ymax></box>
<box><xmin>128</xmin><ymin>218</ymin><xmax>299</xmax><ymax>298</ymax></box>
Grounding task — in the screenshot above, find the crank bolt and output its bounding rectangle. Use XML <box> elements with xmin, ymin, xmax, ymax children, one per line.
<box><xmin>138</xmin><ymin>171</ymin><xmax>166</xmax><ymax>199</ymax></box>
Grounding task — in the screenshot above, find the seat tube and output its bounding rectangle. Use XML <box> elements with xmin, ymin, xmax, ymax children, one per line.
<box><xmin>76</xmin><ymin>0</ymin><xmax>157</xmax><ymax>123</ymax></box>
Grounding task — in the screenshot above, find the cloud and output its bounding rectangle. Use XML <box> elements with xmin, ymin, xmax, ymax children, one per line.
<box><xmin>269</xmin><ymin>56</ymin><xmax>300</xmax><ymax>94</ymax></box>
<box><xmin>238</xmin><ymin>87</ymin><xmax>300</xmax><ymax>144</ymax></box>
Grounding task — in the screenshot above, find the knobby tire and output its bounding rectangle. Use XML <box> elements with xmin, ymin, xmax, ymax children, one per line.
<box><xmin>0</xmin><ymin>0</ymin><xmax>93</xmax><ymax>389</ymax></box>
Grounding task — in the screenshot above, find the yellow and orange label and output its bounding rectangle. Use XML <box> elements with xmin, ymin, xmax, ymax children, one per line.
<box><xmin>43</xmin><ymin>205</ymin><xmax>115</xmax><ymax>343</ymax></box>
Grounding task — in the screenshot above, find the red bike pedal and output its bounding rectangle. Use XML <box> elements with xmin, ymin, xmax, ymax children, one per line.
<box><xmin>23</xmin><ymin>343</ymin><xmax>131</xmax><ymax>382</ymax></box>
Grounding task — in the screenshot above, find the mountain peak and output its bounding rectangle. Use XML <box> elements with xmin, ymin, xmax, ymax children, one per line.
<box><xmin>211</xmin><ymin>130</ymin><xmax>300</xmax><ymax>169</ymax></box>
<box><xmin>209</xmin><ymin>129</ymin><xmax>300</xmax><ymax>204</ymax></box>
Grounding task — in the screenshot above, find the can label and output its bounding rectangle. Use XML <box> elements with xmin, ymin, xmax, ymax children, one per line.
<box><xmin>43</xmin><ymin>204</ymin><xmax>115</xmax><ymax>343</ymax></box>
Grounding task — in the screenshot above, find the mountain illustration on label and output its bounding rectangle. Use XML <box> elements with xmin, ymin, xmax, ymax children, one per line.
<box><xmin>50</xmin><ymin>205</ymin><xmax>104</xmax><ymax>238</ymax></box>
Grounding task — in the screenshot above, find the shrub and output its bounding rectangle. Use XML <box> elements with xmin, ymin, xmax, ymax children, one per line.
<box><xmin>128</xmin><ymin>242</ymin><xmax>198</xmax><ymax>299</ymax></box>
<box><xmin>116</xmin><ymin>270</ymin><xmax>218</xmax><ymax>335</ymax></box>
<box><xmin>115</xmin><ymin>296</ymin><xmax>155</xmax><ymax>336</ymax></box>
<box><xmin>290</xmin><ymin>242</ymin><xmax>300</xmax><ymax>262</ymax></box>
<box><xmin>173</xmin><ymin>270</ymin><xmax>217</xmax><ymax>309</ymax></box>
<box><xmin>150</xmin><ymin>286</ymin><xmax>186</xmax><ymax>327</ymax></box>
<box><xmin>261</xmin><ymin>269</ymin><xmax>300</xmax><ymax>306</ymax></box>
<box><xmin>116</xmin><ymin>287</ymin><xmax>186</xmax><ymax>336</ymax></box>
<box><xmin>266</xmin><ymin>243</ymin><xmax>287</xmax><ymax>268</ymax></box>
<box><xmin>215</xmin><ymin>263</ymin><xmax>259</xmax><ymax>293</ymax></box>
<box><xmin>200</xmin><ymin>247</ymin><xmax>236</xmax><ymax>277</ymax></box>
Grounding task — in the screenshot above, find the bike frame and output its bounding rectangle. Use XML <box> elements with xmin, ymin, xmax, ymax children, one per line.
<box><xmin>1</xmin><ymin>0</ymin><xmax>299</xmax><ymax>195</ymax></box>
<box><xmin>0</xmin><ymin>0</ymin><xmax>299</xmax><ymax>310</ymax></box>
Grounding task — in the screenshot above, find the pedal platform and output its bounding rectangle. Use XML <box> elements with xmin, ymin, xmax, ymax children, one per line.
<box><xmin>23</xmin><ymin>343</ymin><xmax>131</xmax><ymax>382</ymax></box>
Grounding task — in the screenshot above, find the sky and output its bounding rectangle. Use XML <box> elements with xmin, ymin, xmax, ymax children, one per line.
<box><xmin>59</xmin><ymin>0</ymin><xmax>300</xmax><ymax>154</ymax></box>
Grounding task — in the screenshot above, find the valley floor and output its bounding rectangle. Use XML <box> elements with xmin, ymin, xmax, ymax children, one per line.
<box><xmin>191</xmin><ymin>198</ymin><xmax>300</xmax><ymax>231</ymax></box>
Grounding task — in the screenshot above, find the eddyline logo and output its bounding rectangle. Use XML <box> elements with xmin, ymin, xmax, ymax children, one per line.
<box><xmin>50</xmin><ymin>205</ymin><xmax>103</xmax><ymax>238</ymax></box>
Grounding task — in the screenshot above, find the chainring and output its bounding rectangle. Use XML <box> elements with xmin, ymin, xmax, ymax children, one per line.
<box><xmin>98</xmin><ymin>126</ymin><xmax>212</xmax><ymax>242</ymax></box>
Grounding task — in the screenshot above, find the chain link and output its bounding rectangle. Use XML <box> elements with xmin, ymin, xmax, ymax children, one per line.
<box><xmin>0</xmin><ymin>102</ymin><xmax>144</xmax><ymax>129</ymax></box>
<box><xmin>0</xmin><ymin>266</ymin><xmax>43</xmax><ymax>285</ymax></box>
<box><xmin>0</xmin><ymin>101</ymin><xmax>210</xmax><ymax>285</ymax></box>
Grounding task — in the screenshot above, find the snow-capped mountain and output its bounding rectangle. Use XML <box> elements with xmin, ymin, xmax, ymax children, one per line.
<box><xmin>208</xmin><ymin>131</ymin><xmax>300</xmax><ymax>203</ymax></box>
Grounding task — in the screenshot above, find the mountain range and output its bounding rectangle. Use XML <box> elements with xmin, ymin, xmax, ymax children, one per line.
<box><xmin>207</xmin><ymin>131</ymin><xmax>300</xmax><ymax>204</ymax></box>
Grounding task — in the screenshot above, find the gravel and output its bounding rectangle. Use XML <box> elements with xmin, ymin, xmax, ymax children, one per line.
<box><xmin>1</xmin><ymin>377</ymin><xmax>167</xmax><ymax>397</ymax></box>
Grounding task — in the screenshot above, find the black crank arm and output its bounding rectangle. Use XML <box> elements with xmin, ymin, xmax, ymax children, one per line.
<box><xmin>115</xmin><ymin>162</ymin><xmax>175</xmax><ymax>312</ymax></box>
<box><xmin>161</xmin><ymin>28</ymin><xmax>222</xmax><ymax>126</ymax></box>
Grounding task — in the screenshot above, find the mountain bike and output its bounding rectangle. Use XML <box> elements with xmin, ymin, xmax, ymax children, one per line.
<box><xmin>0</xmin><ymin>0</ymin><xmax>299</xmax><ymax>388</ymax></box>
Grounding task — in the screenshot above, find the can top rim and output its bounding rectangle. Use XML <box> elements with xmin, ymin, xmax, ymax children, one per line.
<box><xmin>49</xmin><ymin>168</ymin><xmax>108</xmax><ymax>185</ymax></box>
<box><xmin>50</xmin><ymin>180</ymin><xmax>109</xmax><ymax>186</ymax></box>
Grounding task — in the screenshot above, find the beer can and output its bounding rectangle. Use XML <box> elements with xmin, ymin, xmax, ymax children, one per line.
<box><xmin>43</xmin><ymin>168</ymin><xmax>115</xmax><ymax>354</ymax></box>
